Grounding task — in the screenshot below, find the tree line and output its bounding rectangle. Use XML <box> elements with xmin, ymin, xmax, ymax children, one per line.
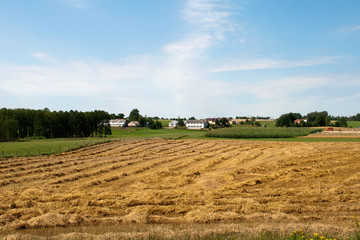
<box><xmin>275</xmin><ymin>111</ymin><xmax>350</xmax><ymax>127</ymax></box>
<box><xmin>0</xmin><ymin>108</ymin><xmax>111</xmax><ymax>141</ymax></box>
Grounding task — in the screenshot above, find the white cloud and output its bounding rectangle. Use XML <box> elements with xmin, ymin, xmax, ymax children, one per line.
<box><xmin>182</xmin><ymin>0</ymin><xmax>234</xmax><ymax>41</ymax></box>
<box><xmin>242</xmin><ymin>76</ymin><xmax>329</xmax><ymax>99</ymax></box>
<box><xmin>1</xmin><ymin>0</ymin><xmax>240</xmax><ymax>117</ymax></box>
<box><xmin>351</xmin><ymin>25</ymin><xmax>360</xmax><ymax>31</ymax></box>
<box><xmin>33</xmin><ymin>53</ymin><xmax>57</xmax><ymax>62</ymax></box>
<box><xmin>0</xmin><ymin>59</ymin><xmax>154</xmax><ymax>97</ymax></box>
<box><xmin>325</xmin><ymin>92</ymin><xmax>360</xmax><ymax>103</ymax></box>
<box><xmin>338</xmin><ymin>24</ymin><xmax>360</xmax><ymax>33</ymax></box>
<box><xmin>162</xmin><ymin>0</ymin><xmax>235</xmax><ymax>62</ymax></box>
<box><xmin>154</xmin><ymin>0</ymin><xmax>236</xmax><ymax>107</ymax></box>
<box><xmin>209</xmin><ymin>56</ymin><xmax>340</xmax><ymax>72</ymax></box>
<box><xmin>1</xmin><ymin>0</ymin><xmax>357</xmax><ymax>118</ymax></box>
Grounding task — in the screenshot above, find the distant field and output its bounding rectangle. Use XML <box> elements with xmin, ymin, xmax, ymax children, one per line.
<box><xmin>110</xmin><ymin>127</ymin><xmax>207</xmax><ymax>139</ymax></box>
<box><xmin>158</xmin><ymin>119</ymin><xmax>171</xmax><ymax>127</ymax></box>
<box><xmin>1</xmin><ymin>126</ymin><xmax>360</xmax><ymax>159</ymax></box>
<box><xmin>258</xmin><ymin>120</ymin><xmax>276</xmax><ymax>127</ymax></box>
<box><xmin>0</xmin><ymin>138</ymin><xmax>111</xmax><ymax>158</ymax></box>
<box><xmin>348</xmin><ymin>121</ymin><xmax>360</xmax><ymax>128</ymax></box>
<box><xmin>206</xmin><ymin>127</ymin><xmax>319</xmax><ymax>138</ymax></box>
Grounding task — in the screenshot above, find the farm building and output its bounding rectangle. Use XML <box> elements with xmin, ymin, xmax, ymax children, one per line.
<box><xmin>294</xmin><ymin>119</ymin><xmax>307</xmax><ymax>125</ymax></box>
<box><xmin>109</xmin><ymin>119</ymin><xmax>127</xmax><ymax>127</ymax></box>
<box><xmin>206</xmin><ymin>118</ymin><xmax>217</xmax><ymax>125</ymax></box>
<box><xmin>169</xmin><ymin>120</ymin><xmax>178</xmax><ymax>128</ymax></box>
<box><xmin>128</xmin><ymin>121</ymin><xmax>140</xmax><ymax>127</ymax></box>
<box><xmin>206</xmin><ymin>118</ymin><xmax>232</xmax><ymax>125</ymax></box>
<box><xmin>186</xmin><ymin>120</ymin><xmax>209</xmax><ymax>129</ymax></box>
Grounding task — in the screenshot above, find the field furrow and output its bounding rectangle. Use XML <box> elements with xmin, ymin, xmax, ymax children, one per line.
<box><xmin>1</xmin><ymin>139</ymin><xmax>360</xmax><ymax>232</ymax></box>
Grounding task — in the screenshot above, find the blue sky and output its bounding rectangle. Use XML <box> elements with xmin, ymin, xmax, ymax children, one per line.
<box><xmin>0</xmin><ymin>0</ymin><xmax>359</xmax><ymax>118</ymax></box>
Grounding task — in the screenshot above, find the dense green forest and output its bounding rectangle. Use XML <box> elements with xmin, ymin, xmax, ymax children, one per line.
<box><xmin>0</xmin><ymin>108</ymin><xmax>111</xmax><ymax>141</ymax></box>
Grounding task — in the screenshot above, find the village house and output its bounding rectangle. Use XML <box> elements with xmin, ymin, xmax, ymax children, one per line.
<box><xmin>294</xmin><ymin>119</ymin><xmax>307</xmax><ymax>125</ymax></box>
<box><xmin>206</xmin><ymin>118</ymin><xmax>232</xmax><ymax>125</ymax></box>
<box><xmin>128</xmin><ymin>121</ymin><xmax>140</xmax><ymax>127</ymax></box>
<box><xmin>206</xmin><ymin>118</ymin><xmax>217</xmax><ymax>125</ymax></box>
<box><xmin>169</xmin><ymin>120</ymin><xmax>178</xmax><ymax>128</ymax></box>
<box><xmin>186</xmin><ymin>120</ymin><xmax>209</xmax><ymax>129</ymax></box>
<box><xmin>109</xmin><ymin>119</ymin><xmax>127</xmax><ymax>127</ymax></box>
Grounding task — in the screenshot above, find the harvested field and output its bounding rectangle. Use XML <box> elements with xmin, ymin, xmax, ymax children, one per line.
<box><xmin>305</xmin><ymin>128</ymin><xmax>360</xmax><ymax>138</ymax></box>
<box><xmin>1</xmin><ymin>139</ymin><xmax>360</xmax><ymax>237</ymax></box>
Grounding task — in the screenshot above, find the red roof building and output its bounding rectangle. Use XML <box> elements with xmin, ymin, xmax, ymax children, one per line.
<box><xmin>294</xmin><ymin>119</ymin><xmax>303</xmax><ymax>124</ymax></box>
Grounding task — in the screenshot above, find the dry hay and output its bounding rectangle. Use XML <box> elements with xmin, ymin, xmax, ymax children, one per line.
<box><xmin>304</xmin><ymin>127</ymin><xmax>360</xmax><ymax>138</ymax></box>
<box><xmin>1</xmin><ymin>139</ymin><xmax>360</xmax><ymax>236</ymax></box>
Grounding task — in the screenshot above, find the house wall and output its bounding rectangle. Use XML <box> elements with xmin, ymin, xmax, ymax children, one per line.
<box><xmin>186</xmin><ymin>122</ymin><xmax>208</xmax><ymax>129</ymax></box>
<box><xmin>169</xmin><ymin>121</ymin><xmax>178</xmax><ymax>127</ymax></box>
<box><xmin>109</xmin><ymin>120</ymin><xmax>127</xmax><ymax>127</ymax></box>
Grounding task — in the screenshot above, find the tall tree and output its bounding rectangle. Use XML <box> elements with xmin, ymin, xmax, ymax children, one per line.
<box><xmin>337</xmin><ymin>117</ymin><xmax>348</xmax><ymax>127</ymax></box>
<box><xmin>178</xmin><ymin>118</ymin><xmax>185</xmax><ymax>128</ymax></box>
<box><xmin>307</xmin><ymin>111</ymin><xmax>328</xmax><ymax>126</ymax></box>
<box><xmin>276</xmin><ymin>113</ymin><xmax>301</xmax><ymax>127</ymax></box>
<box><xmin>128</xmin><ymin>109</ymin><xmax>140</xmax><ymax>121</ymax></box>
<box><xmin>0</xmin><ymin>108</ymin><xmax>112</xmax><ymax>141</ymax></box>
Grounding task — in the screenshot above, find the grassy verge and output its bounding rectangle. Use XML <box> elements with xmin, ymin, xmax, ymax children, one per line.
<box><xmin>206</xmin><ymin>127</ymin><xmax>320</xmax><ymax>139</ymax></box>
<box><xmin>0</xmin><ymin>138</ymin><xmax>113</xmax><ymax>158</ymax></box>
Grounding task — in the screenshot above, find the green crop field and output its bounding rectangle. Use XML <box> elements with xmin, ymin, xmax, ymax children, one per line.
<box><xmin>206</xmin><ymin>127</ymin><xmax>320</xmax><ymax>139</ymax></box>
<box><xmin>158</xmin><ymin>119</ymin><xmax>171</xmax><ymax>127</ymax></box>
<box><xmin>110</xmin><ymin>127</ymin><xmax>206</xmax><ymax>139</ymax></box>
<box><xmin>258</xmin><ymin>120</ymin><xmax>276</xmax><ymax>127</ymax></box>
<box><xmin>2</xmin><ymin>125</ymin><xmax>360</xmax><ymax>159</ymax></box>
<box><xmin>231</xmin><ymin>120</ymin><xmax>276</xmax><ymax>128</ymax></box>
<box><xmin>0</xmin><ymin>138</ymin><xmax>112</xmax><ymax>158</ymax></box>
<box><xmin>348</xmin><ymin>121</ymin><xmax>360</xmax><ymax>128</ymax></box>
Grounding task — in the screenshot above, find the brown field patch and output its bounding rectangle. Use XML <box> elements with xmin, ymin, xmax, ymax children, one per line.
<box><xmin>1</xmin><ymin>139</ymin><xmax>360</xmax><ymax>237</ymax></box>
<box><xmin>304</xmin><ymin>127</ymin><xmax>360</xmax><ymax>138</ymax></box>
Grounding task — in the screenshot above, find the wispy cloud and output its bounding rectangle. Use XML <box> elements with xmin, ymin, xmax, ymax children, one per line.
<box><xmin>1</xmin><ymin>0</ymin><xmax>356</xmax><ymax>118</ymax></box>
<box><xmin>0</xmin><ymin>59</ymin><xmax>154</xmax><ymax>97</ymax></box>
<box><xmin>1</xmin><ymin>0</ymin><xmax>236</xmax><ymax>116</ymax></box>
<box><xmin>243</xmin><ymin>76</ymin><xmax>330</xmax><ymax>99</ymax></box>
<box><xmin>153</xmin><ymin>0</ymin><xmax>237</xmax><ymax>109</ymax></box>
<box><xmin>182</xmin><ymin>0</ymin><xmax>234</xmax><ymax>40</ymax></box>
<box><xmin>164</xmin><ymin>0</ymin><xmax>234</xmax><ymax>61</ymax></box>
<box><xmin>33</xmin><ymin>53</ymin><xmax>57</xmax><ymax>63</ymax></box>
<box><xmin>338</xmin><ymin>24</ymin><xmax>360</xmax><ymax>33</ymax></box>
<box><xmin>209</xmin><ymin>56</ymin><xmax>341</xmax><ymax>72</ymax></box>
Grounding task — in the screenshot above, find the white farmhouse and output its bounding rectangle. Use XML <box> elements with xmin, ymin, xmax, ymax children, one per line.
<box><xmin>109</xmin><ymin>119</ymin><xmax>127</xmax><ymax>127</ymax></box>
<box><xmin>185</xmin><ymin>120</ymin><xmax>209</xmax><ymax>129</ymax></box>
<box><xmin>169</xmin><ymin>120</ymin><xmax>178</xmax><ymax>128</ymax></box>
